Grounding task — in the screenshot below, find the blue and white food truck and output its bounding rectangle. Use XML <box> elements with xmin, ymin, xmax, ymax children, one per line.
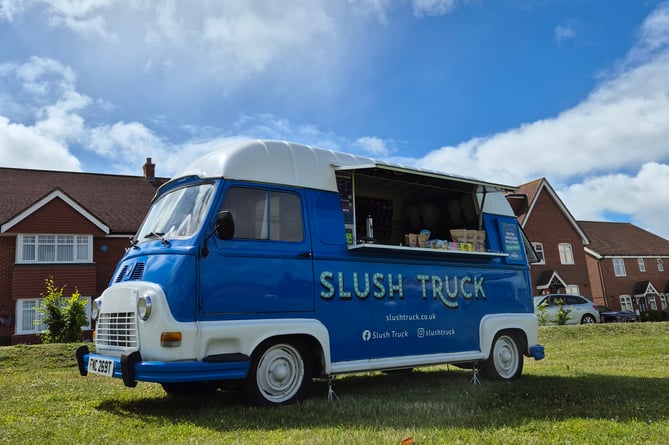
<box><xmin>76</xmin><ymin>139</ymin><xmax>544</xmax><ymax>406</ymax></box>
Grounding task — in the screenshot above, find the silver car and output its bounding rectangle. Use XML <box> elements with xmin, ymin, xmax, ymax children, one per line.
<box><xmin>534</xmin><ymin>294</ymin><xmax>600</xmax><ymax>325</ymax></box>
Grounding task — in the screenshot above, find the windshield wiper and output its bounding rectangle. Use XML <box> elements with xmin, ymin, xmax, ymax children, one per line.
<box><xmin>144</xmin><ymin>231</ymin><xmax>171</xmax><ymax>246</ymax></box>
<box><xmin>144</xmin><ymin>231</ymin><xmax>165</xmax><ymax>240</ymax></box>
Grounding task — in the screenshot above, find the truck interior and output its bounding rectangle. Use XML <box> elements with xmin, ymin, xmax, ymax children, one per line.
<box><xmin>335</xmin><ymin>165</ymin><xmax>493</xmax><ymax>248</ymax></box>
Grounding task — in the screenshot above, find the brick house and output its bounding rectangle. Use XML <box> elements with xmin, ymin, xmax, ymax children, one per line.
<box><xmin>0</xmin><ymin>159</ymin><xmax>166</xmax><ymax>345</ymax></box>
<box><xmin>579</xmin><ymin>221</ymin><xmax>669</xmax><ymax>315</ymax></box>
<box><xmin>506</xmin><ymin>178</ymin><xmax>592</xmax><ymax>298</ymax></box>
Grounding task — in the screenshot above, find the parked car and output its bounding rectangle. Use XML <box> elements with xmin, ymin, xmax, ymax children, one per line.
<box><xmin>534</xmin><ymin>294</ymin><xmax>601</xmax><ymax>325</ymax></box>
<box><xmin>594</xmin><ymin>305</ymin><xmax>637</xmax><ymax>323</ymax></box>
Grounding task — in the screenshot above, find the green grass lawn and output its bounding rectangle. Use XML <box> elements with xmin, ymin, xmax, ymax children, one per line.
<box><xmin>1</xmin><ymin>323</ymin><xmax>668</xmax><ymax>444</ymax></box>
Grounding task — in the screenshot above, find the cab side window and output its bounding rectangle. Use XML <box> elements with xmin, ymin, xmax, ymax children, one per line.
<box><xmin>221</xmin><ymin>187</ymin><xmax>303</xmax><ymax>242</ymax></box>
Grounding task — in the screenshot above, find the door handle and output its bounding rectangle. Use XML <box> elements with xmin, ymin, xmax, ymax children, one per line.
<box><xmin>298</xmin><ymin>251</ymin><xmax>313</xmax><ymax>258</ymax></box>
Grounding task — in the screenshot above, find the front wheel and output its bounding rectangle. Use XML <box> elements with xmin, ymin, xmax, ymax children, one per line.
<box><xmin>242</xmin><ymin>341</ymin><xmax>312</xmax><ymax>406</ymax></box>
<box><xmin>481</xmin><ymin>333</ymin><xmax>523</xmax><ymax>380</ymax></box>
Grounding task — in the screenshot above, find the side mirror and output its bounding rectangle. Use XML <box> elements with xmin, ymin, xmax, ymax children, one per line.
<box><xmin>215</xmin><ymin>211</ymin><xmax>235</xmax><ymax>240</ymax></box>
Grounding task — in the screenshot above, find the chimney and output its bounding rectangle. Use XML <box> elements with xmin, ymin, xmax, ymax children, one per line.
<box><xmin>143</xmin><ymin>157</ymin><xmax>155</xmax><ymax>182</ymax></box>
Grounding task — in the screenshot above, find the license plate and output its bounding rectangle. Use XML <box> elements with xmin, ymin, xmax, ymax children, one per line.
<box><xmin>88</xmin><ymin>356</ymin><xmax>115</xmax><ymax>377</ymax></box>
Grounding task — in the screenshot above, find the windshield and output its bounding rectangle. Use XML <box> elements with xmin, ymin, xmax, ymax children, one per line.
<box><xmin>136</xmin><ymin>183</ymin><xmax>215</xmax><ymax>243</ymax></box>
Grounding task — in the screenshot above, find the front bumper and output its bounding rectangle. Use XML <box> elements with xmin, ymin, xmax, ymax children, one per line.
<box><xmin>530</xmin><ymin>344</ymin><xmax>545</xmax><ymax>360</ymax></box>
<box><xmin>76</xmin><ymin>346</ymin><xmax>250</xmax><ymax>387</ymax></box>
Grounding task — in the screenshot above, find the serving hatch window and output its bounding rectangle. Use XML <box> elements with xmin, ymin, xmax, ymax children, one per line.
<box><xmin>335</xmin><ymin>166</ymin><xmax>482</xmax><ymax>246</ymax></box>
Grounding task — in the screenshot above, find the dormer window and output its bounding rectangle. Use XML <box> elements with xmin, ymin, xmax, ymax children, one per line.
<box><xmin>17</xmin><ymin>234</ymin><xmax>92</xmax><ymax>264</ymax></box>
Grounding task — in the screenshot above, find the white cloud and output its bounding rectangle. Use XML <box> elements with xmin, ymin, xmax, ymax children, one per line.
<box><xmin>412</xmin><ymin>0</ymin><xmax>457</xmax><ymax>17</ymax></box>
<box><xmin>419</xmin><ymin>5</ymin><xmax>669</xmax><ymax>184</ymax></box>
<box><xmin>354</xmin><ymin>136</ymin><xmax>390</xmax><ymax>157</ymax></box>
<box><xmin>348</xmin><ymin>0</ymin><xmax>392</xmax><ymax>23</ymax></box>
<box><xmin>555</xmin><ymin>24</ymin><xmax>575</xmax><ymax>43</ymax></box>
<box><xmin>0</xmin><ymin>0</ymin><xmax>30</xmax><ymax>21</ymax></box>
<box><xmin>0</xmin><ymin>116</ymin><xmax>82</xmax><ymax>171</ymax></box>
<box><xmin>559</xmin><ymin>162</ymin><xmax>669</xmax><ymax>238</ymax></box>
<box><xmin>416</xmin><ymin>2</ymin><xmax>669</xmax><ymax>238</ymax></box>
<box><xmin>0</xmin><ymin>56</ymin><xmax>165</xmax><ymax>174</ymax></box>
<box><xmin>86</xmin><ymin>121</ymin><xmax>167</xmax><ymax>173</ymax></box>
<box><xmin>0</xmin><ymin>57</ymin><xmax>86</xmax><ymax>170</ymax></box>
<box><xmin>43</xmin><ymin>0</ymin><xmax>116</xmax><ymax>39</ymax></box>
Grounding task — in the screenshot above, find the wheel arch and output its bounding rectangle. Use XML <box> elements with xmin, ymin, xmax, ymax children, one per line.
<box><xmin>479</xmin><ymin>313</ymin><xmax>536</xmax><ymax>359</ymax></box>
<box><xmin>251</xmin><ymin>333</ymin><xmax>327</xmax><ymax>378</ymax></box>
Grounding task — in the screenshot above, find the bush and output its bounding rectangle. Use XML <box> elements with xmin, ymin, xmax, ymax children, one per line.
<box><xmin>555</xmin><ymin>298</ymin><xmax>572</xmax><ymax>325</ymax></box>
<box><xmin>536</xmin><ymin>302</ymin><xmax>549</xmax><ymax>326</ymax></box>
<box><xmin>38</xmin><ymin>277</ymin><xmax>89</xmax><ymax>343</ymax></box>
<box><xmin>640</xmin><ymin>310</ymin><xmax>664</xmax><ymax>322</ymax></box>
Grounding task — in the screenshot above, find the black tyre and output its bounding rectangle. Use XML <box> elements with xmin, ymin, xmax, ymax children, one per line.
<box><xmin>481</xmin><ymin>333</ymin><xmax>523</xmax><ymax>380</ymax></box>
<box><xmin>581</xmin><ymin>314</ymin><xmax>597</xmax><ymax>324</ymax></box>
<box><xmin>242</xmin><ymin>341</ymin><xmax>312</xmax><ymax>406</ymax></box>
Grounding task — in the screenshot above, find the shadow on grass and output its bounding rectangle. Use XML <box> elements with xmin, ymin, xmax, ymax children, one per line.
<box><xmin>96</xmin><ymin>368</ymin><xmax>669</xmax><ymax>431</ymax></box>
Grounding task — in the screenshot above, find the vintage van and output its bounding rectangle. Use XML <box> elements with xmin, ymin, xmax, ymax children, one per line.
<box><xmin>76</xmin><ymin>139</ymin><xmax>544</xmax><ymax>406</ymax></box>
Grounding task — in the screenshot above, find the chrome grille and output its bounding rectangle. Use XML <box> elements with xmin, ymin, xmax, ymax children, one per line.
<box><xmin>96</xmin><ymin>312</ymin><xmax>138</xmax><ymax>348</ymax></box>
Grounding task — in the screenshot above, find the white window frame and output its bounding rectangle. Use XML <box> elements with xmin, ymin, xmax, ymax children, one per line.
<box><xmin>649</xmin><ymin>294</ymin><xmax>658</xmax><ymax>311</ymax></box>
<box><xmin>658</xmin><ymin>259</ymin><xmax>664</xmax><ymax>272</ymax></box>
<box><xmin>16</xmin><ymin>234</ymin><xmax>93</xmax><ymax>264</ymax></box>
<box><xmin>532</xmin><ymin>242</ymin><xmax>545</xmax><ymax>265</ymax></box>
<box><xmin>558</xmin><ymin>243</ymin><xmax>574</xmax><ymax>265</ymax></box>
<box><xmin>638</xmin><ymin>258</ymin><xmax>646</xmax><ymax>272</ymax></box>
<box><xmin>660</xmin><ymin>294</ymin><xmax>667</xmax><ymax>310</ymax></box>
<box><xmin>565</xmin><ymin>285</ymin><xmax>580</xmax><ymax>295</ymax></box>
<box><xmin>613</xmin><ymin>258</ymin><xmax>626</xmax><ymax>277</ymax></box>
<box><xmin>620</xmin><ymin>295</ymin><xmax>633</xmax><ymax>311</ymax></box>
<box><xmin>14</xmin><ymin>297</ymin><xmax>91</xmax><ymax>335</ymax></box>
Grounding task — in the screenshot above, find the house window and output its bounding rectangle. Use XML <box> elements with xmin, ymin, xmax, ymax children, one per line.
<box><xmin>565</xmin><ymin>285</ymin><xmax>580</xmax><ymax>295</ymax></box>
<box><xmin>638</xmin><ymin>258</ymin><xmax>646</xmax><ymax>272</ymax></box>
<box><xmin>15</xmin><ymin>297</ymin><xmax>91</xmax><ymax>335</ymax></box>
<box><xmin>558</xmin><ymin>243</ymin><xmax>574</xmax><ymax>265</ymax></box>
<box><xmin>613</xmin><ymin>258</ymin><xmax>626</xmax><ymax>277</ymax></box>
<box><xmin>660</xmin><ymin>294</ymin><xmax>667</xmax><ymax>310</ymax></box>
<box><xmin>649</xmin><ymin>295</ymin><xmax>658</xmax><ymax>311</ymax></box>
<box><xmin>17</xmin><ymin>234</ymin><xmax>92</xmax><ymax>264</ymax></box>
<box><xmin>532</xmin><ymin>242</ymin><xmax>545</xmax><ymax>264</ymax></box>
<box><xmin>620</xmin><ymin>295</ymin><xmax>633</xmax><ymax>311</ymax></box>
<box><xmin>658</xmin><ymin>259</ymin><xmax>664</xmax><ymax>272</ymax></box>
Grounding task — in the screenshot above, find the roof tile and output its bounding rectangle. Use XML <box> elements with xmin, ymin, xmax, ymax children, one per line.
<box><xmin>0</xmin><ymin>167</ymin><xmax>167</xmax><ymax>234</ymax></box>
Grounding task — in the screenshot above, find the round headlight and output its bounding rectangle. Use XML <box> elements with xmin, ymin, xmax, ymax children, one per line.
<box><xmin>137</xmin><ymin>294</ymin><xmax>153</xmax><ymax>321</ymax></box>
<box><xmin>91</xmin><ymin>299</ymin><xmax>102</xmax><ymax>321</ymax></box>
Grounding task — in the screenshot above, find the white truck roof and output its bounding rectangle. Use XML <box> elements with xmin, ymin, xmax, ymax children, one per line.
<box><xmin>178</xmin><ymin>139</ymin><xmax>515</xmax><ymax>194</ymax></box>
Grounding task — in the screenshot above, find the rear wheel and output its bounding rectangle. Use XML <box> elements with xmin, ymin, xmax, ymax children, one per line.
<box><xmin>481</xmin><ymin>333</ymin><xmax>523</xmax><ymax>380</ymax></box>
<box><xmin>581</xmin><ymin>314</ymin><xmax>597</xmax><ymax>324</ymax></box>
<box><xmin>242</xmin><ymin>341</ymin><xmax>312</xmax><ymax>406</ymax></box>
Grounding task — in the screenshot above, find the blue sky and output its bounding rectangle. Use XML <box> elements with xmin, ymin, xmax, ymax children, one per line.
<box><xmin>2</xmin><ymin>0</ymin><xmax>669</xmax><ymax>238</ymax></box>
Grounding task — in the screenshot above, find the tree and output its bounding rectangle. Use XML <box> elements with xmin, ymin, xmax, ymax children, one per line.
<box><xmin>38</xmin><ymin>277</ymin><xmax>89</xmax><ymax>343</ymax></box>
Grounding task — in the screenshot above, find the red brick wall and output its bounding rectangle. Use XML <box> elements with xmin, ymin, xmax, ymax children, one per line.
<box><xmin>0</xmin><ymin>236</ymin><xmax>16</xmax><ymax>341</ymax></box>
<box><xmin>523</xmin><ymin>190</ymin><xmax>592</xmax><ymax>298</ymax></box>
<box><xmin>12</xmin><ymin>264</ymin><xmax>97</xmax><ymax>299</ymax></box>
<box><xmin>595</xmin><ymin>257</ymin><xmax>669</xmax><ymax>310</ymax></box>
<box><xmin>0</xmin><ymin>202</ymin><xmax>132</xmax><ymax>343</ymax></box>
<box><xmin>585</xmin><ymin>255</ymin><xmax>605</xmax><ymax>305</ymax></box>
<box><xmin>93</xmin><ymin>237</ymin><xmax>131</xmax><ymax>295</ymax></box>
<box><xmin>11</xmin><ymin>198</ymin><xmax>107</xmax><ymax>235</ymax></box>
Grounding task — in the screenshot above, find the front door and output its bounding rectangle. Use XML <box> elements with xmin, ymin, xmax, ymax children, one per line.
<box><xmin>199</xmin><ymin>185</ymin><xmax>314</xmax><ymax>316</ymax></box>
